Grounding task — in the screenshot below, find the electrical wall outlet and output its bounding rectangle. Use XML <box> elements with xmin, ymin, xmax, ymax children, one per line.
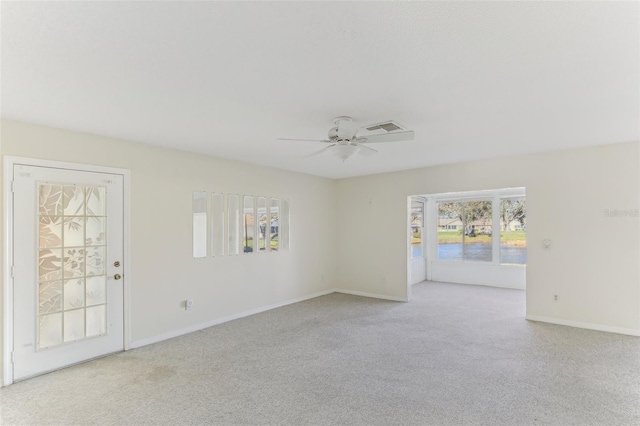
<box><xmin>185</xmin><ymin>299</ymin><xmax>193</xmax><ymax>310</ymax></box>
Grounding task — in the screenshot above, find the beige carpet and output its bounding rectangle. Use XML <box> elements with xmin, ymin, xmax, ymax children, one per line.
<box><xmin>1</xmin><ymin>281</ymin><xmax>639</xmax><ymax>425</ymax></box>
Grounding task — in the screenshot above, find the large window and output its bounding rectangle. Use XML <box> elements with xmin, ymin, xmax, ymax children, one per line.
<box><xmin>435</xmin><ymin>191</ymin><xmax>526</xmax><ymax>265</ymax></box>
<box><xmin>438</xmin><ymin>200</ymin><xmax>492</xmax><ymax>262</ymax></box>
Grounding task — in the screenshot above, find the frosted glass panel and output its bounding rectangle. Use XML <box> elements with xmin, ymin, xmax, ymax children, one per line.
<box><xmin>39</xmin><ymin>281</ymin><xmax>62</xmax><ymax>314</ymax></box>
<box><xmin>211</xmin><ymin>193</ymin><xmax>224</xmax><ymax>256</ymax></box>
<box><xmin>39</xmin><ymin>249</ymin><xmax>63</xmax><ymax>281</ymax></box>
<box><xmin>63</xmin><ymin>186</ymin><xmax>85</xmax><ymax>216</ymax></box>
<box><xmin>64</xmin><ymin>279</ymin><xmax>85</xmax><ymax>309</ymax></box>
<box><xmin>39</xmin><ymin>216</ymin><xmax>62</xmax><ymax>248</ymax></box>
<box><xmin>37</xmin><ymin>182</ymin><xmax>109</xmax><ymax>350</ymax></box>
<box><xmin>86</xmin><ymin>187</ymin><xmax>106</xmax><ymax>216</ymax></box>
<box><xmin>85</xmin><ymin>246</ymin><xmax>105</xmax><ymax>276</ymax></box>
<box><xmin>86</xmin><ymin>217</ymin><xmax>105</xmax><ymax>246</ymax></box>
<box><xmin>63</xmin><ymin>247</ymin><xmax>85</xmax><ymax>278</ymax></box>
<box><xmin>86</xmin><ymin>276</ymin><xmax>106</xmax><ymax>306</ymax></box>
<box><xmin>228</xmin><ymin>194</ymin><xmax>240</xmax><ymax>255</ymax></box>
<box><xmin>86</xmin><ymin>305</ymin><xmax>106</xmax><ymax>337</ymax></box>
<box><xmin>269</xmin><ymin>198</ymin><xmax>279</xmax><ymax>251</ymax></box>
<box><xmin>192</xmin><ymin>191</ymin><xmax>208</xmax><ymax>258</ymax></box>
<box><xmin>39</xmin><ymin>184</ymin><xmax>63</xmax><ymax>216</ymax></box>
<box><xmin>64</xmin><ymin>217</ymin><xmax>85</xmax><ymax>247</ymax></box>
<box><xmin>243</xmin><ymin>196</ymin><xmax>255</xmax><ymax>253</ymax></box>
<box><xmin>64</xmin><ymin>309</ymin><xmax>85</xmax><ymax>342</ymax></box>
<box><xmin>281</xmin><ymin>199</ymin><xmax>290</xmax><ymax>251</ymax></box>
<box><xmin>39</xmin><ymin>313</ymin><xmax>62</xmax><ymax>349</ymax></box>
<box><xmin>257</xmin><ymin>197</ymin><xmax>267</xmax><ymax>252</ymax></box>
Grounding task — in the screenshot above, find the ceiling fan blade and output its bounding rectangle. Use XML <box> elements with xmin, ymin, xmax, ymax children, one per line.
<box><xmin>277</xmin><ymin>138</ymin><xmax>332</xmax><ymax>143</ymax></box>
<box><xmin>358</xmin><ymin>130</ymin><xmax>415</xmax><ymax>144</ymax></box>
<box><xmin>303</xmin><ymin>144</ymin><xmax>337</xmax><ymax>158</ymax></box>
<box><xmin>358</xmin><ymin>144</ymin><xmax>378</xmax><ymax>157</ymax></box>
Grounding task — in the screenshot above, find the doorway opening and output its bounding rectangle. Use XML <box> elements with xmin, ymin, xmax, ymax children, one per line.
<box><xmin>408</xmin><ymin>187</ymin><xmax>526</xmax><ymax>290</ymax></box>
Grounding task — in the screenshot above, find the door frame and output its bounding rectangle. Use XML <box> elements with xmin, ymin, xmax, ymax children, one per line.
<box><xmin>3</xmin><ymin>156</ymin><xmax>131</xmax><ymax>386</ymax></box>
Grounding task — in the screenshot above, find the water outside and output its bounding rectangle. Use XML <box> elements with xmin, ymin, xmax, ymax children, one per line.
<box><xmin>411</xmin><ymin>244</ymin><xmax>526</xmax><ymax>264</ymax></box>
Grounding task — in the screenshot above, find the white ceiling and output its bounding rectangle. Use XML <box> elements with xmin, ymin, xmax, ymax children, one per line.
<box><xmin>1</xmin><ymin>1</ymin><xmax>638</xmax><ymax>179</ymax></box>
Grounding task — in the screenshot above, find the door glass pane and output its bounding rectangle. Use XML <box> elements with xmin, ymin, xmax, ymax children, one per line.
<box><xmin>39</xmin><ymin>248</ymin><xmax>63</xmax><ymax>281</ymax></box>
<box><xmin>37</xmin><ymin>182</ymin><xmax>109</xmax><ymax>350</ymax></box>
<box><xmin>86</xmin><ymin>217</ymin><xmax>105</xmax><ymax>246</ymax></box>
<box><xmin>64</xmin><ymin>247</ymin><xmax>85</xmax><ymax>278</ymax></box>
<box><xmin>86</xmin><ymin>187</ymin><xmax>106</xmax><ymax>216</ymax></box>
<box><xmin>86</xmin><ymin>276</ymin><xmax>106</xmax><ymax>306</ymax></box>
<box><xmin>63</xmin><ymin>278</ymin><xmax>85</xmax><ymax>309</ymax></box>
<box><xmin>64</xmin><ymin>217</ymin><xmax>85</xmax><ymax>247</ymax></box>
<box><xmin>500</xmin><ymin>198</ymin><xmax>527</xmax><ymax>265</ymax></box>
<box><xmin>228</xmin><ymin>194</ymin><xmax>240</xmax><ymax>255</ymax></box>
<box><xmin>63</xmin><ymin>186</ymin><xmax>85</xmax><ymax>216</ymax></box>
<box><xmin>85</xmin><ymin>246</ymin><xmax>105</xmax><ymax>276</ymax></box>
<box><xmin>211</xmin><ymin>193</ymin><xmax>225</xmax><ymax>256</ymax></box>
<box><xmin>270</xmin><ymin>198</ymin><xmax>279</xmax><ymax>251</ymax></box>
<box><xmin>411</xmin><ymin>201</ymin><xmax>423</xmax><ymax>258</ymax></box>
<box><xmin>192</xmin><ymin>191</ymin><xmax>208</xmax><ymax>258</ymax></box>
<box><xmin>39</xmin><ymin>184</ymin><xmax>63</xmax><ymax>216</ymax></box>
<box><xmin>39</xmin><ymin>313</ymin><xmax>62</xmax><ymax>349</ymax></box>
<box><xmin>462</xmin><ymin>200</ymin><xmax>493</xmax><ymax>262</ymax></box>
<box><xmin>39</xmin><ymin>216</ymin><xmax>62</xmax><ymax>248</ymax></box>
<box><xmin>280</xmin><ymin>199</ymin><xmax>290</xmax><ymax>251</ymax></box>
<box><xmin>257</xmin><ymin>197</ymin><xmax>267</xmax><ymax>252</ymax></box>
<box><xmin>437</xmin><ymin>202</ymin><xmax>463</xmax><ymax>260</ymax></box>
<box><xmin>64</xmin><ymin>309</ymin><xmax>85</xmax><ymax>342</ymax></box>
<box><xmin>39</xmin><ymin>281</ymin><xmax>62</xmax><ymax>314</ymax></box>
<box><xmin>243</xmin><ymin>196</ymin><xmax>255</xmax><ymax>253</ymax></box>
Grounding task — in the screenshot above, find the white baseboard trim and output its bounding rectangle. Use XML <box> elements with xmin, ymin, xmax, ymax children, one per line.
<box><xmin>332</xmin><ymin>288</ymin><xmax>408</xmax><ymax>302</ymax></box>
<box><xmin>129</xmin><ymin>289</ymin><xmax>335</xmax><ymax>349</ymax></box>
<box><xmin>526</xmin><ymin>315</ymin><xmax>640</xmax><ymax>337</ymax></box>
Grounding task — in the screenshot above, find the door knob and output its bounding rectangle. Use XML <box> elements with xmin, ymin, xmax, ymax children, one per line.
<box><xmin>114</xmin><ymin>274</ymin><xmax>122</xmax><ymax>280</ymax></box>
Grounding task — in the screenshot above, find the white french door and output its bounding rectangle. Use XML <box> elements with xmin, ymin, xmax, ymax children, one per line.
<box><xmin>11</xmin><ymin>163</ymin><xmax>124</xmax><ymax>381</ymax></box>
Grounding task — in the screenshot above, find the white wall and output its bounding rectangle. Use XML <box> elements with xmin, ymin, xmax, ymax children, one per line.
<box><xmin>430</xmin><ymin>262</ymin><xmax>525</xmax><ymax>290</ymax></box>
<box><xmin>409</xmin><ymin>258</ymin><xmax>425</xmax><ymax>285</ymax></box>
<box><xmin>336</xmin><ymin>142</ymin><xmax>640</xmax><ymax>334</ymax></box>
<box><xmin>0</xmin><ymin>120</ymin><xmax>337</xmax><ymax>369</ymax></box>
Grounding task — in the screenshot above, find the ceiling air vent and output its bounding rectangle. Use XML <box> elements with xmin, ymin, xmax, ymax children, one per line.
<box><xmin>365</xmin><ymin>121</ymin><xmax>405</xmax><ymax>133</ymax></box>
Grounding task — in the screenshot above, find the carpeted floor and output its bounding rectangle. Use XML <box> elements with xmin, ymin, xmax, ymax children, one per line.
<box><xmin>1</xmin><ymin>281</ymin><xmax>639</xmax><ymax>425</ymax></box>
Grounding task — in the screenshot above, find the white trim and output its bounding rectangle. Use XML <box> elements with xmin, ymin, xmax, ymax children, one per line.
<box><xmin>333</xmin><ymin>288</ymin><xmax>408</xmax><ymax>302</ymax></box>
<box><xmin>422</xmin><ymin>187</ymin><xmax>526</xmax><ymax>202</ymax></box>
<box><xmin>3</xmin><ymin>159</ymin><xmax>15</xmax><ymax>386</ymax></box>
<box><xmin>406</xmin><ymin>196</ymin><xmax>412</xmax><ymax>301</ymax></box>
<box><xmin>2</xmin><ymin>156</ymin><xmax>132</xmax><ymax>386</ymax></box>
<box><xmin>526</xmin><ymin>315</ymin><xmax>640</xmax><ymax>337</ymax></box>
<box><xmin>129</xmin><ymin>289</ymin><xmax>335</xmax><ymax>349</ymax></box>
<box><xmin>122</xmin><ymin>172</ymin><xmax>132</xmax><ymax>350</ymax></box>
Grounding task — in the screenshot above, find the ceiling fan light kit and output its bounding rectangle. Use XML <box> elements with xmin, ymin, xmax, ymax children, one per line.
<box><xmin>278</xmin><ymin>116</ymin><xmax>415</xmax><ymax>161</ymax></box>
<box><xmin>332</xmin><ymin>143</ymin><xmax>361</xmax><ymax>161</ymax></box>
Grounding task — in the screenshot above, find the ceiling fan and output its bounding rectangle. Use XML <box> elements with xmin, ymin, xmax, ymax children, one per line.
<box><xmin>278</xmin><ymin>116</ymin><xmax>415</xmax><ymax>161</ymax></box>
